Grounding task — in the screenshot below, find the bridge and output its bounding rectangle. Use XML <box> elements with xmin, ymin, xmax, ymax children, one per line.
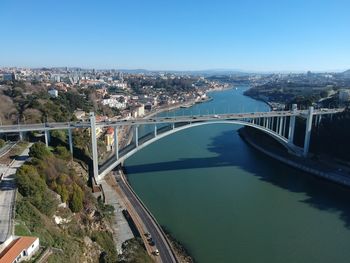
<box><xmin>0</xmin><ymin>105</ymin><xmax>342</xmax><ymax>182</ymax></box>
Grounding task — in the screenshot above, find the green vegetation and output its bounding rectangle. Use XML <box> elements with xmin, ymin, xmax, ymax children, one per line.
<box><xmin>16</xmin><ymin>164</ymin><xmax>58</xmax><ymax>216</ymax></box>
<box><xmin>91</xmin><ymin>231</ymin><xmax>118</xmax><ymax>262</ymax></box>
<box><xmin>0</xmin><ymin>139</ymin><xmax>5</xmax><ymax>148</ymax></box>
<box><xmin>14</xmin><ymin>142</ymin><xmax>121</xmax><ymax>262</ymax></box>
<box><xmin>118</xmin><ymin>238</ymin><xmax>154</xmax><ymax>263</ymax></box>
<box><xmin>29</xmin><ymin>141</ymin><xmax>52</xmax><ymax>159</ymax></box>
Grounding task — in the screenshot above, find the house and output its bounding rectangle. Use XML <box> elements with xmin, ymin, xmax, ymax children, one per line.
<box><xmin>104</xmin><ymin>127</ymin><xmax>115</xmax><ymax>151</ymax></box>
<box><xmin>0</xmin><ymin>236</ymin><xmax>39</xmax><ymax>263</ymax></box>
<box><xmin>48</xmin><ymin>88</ymin><xmax>58</xmax><ymax>98</ymax></box>
<box><xmin>74</xmin><ymin>110</ymin><xmax>86</xmax><ymax>121</ymax></box>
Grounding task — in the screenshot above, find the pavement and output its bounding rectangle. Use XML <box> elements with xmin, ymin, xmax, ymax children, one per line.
<box><xmin>0</xmin><ymin>144</ymin><xmax>31</xmax><ymax>243</ymax></box>
<box><xmin>99</xmin><ymin>177</ymin><xmax>134</xmax><ymax>254</ymax></box>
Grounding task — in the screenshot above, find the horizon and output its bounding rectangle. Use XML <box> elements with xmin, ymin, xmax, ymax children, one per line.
<box><xmin>1</xmin><ymin>65</ymin><xmax>348</xmax><ymax>74</ymax></box>
<box><xmin>1</xmin><ymin>0</ymin><xmax>349</xmax><ymax>71</ymax></box>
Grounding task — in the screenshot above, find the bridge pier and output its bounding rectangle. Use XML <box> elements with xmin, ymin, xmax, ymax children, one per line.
<box><xmin>44</xmin><ymin>130</ymin><xmax>50</xmax><ymax>146</ymax></box>
<box><xmin>134</xmin><ymin>126</ymin><xmax>139</xmax><ymax>147</ymax></box>
<box><xmin>271</xmin><ymin>117</ymin><xmax>275</xmax><ymax>131</ymax></box>
<box><xmin>89</xmin><ymin>112</ymin><xmax>99</xmax><ymax>180</ymax></box>
<box><xmin>317</xmin><ymin>114</ymin><xmax>322</xmax><ymax>127</ymax></box>
<box><xmin>172</xmin><ymin>123</ymin><xmax>175</xmax><ymax>129</ymax></box>
<box><xmin>282</xmin><ymin>116</ymin><xmax>286</xmax><ymax>137</ymax></box>
<box><xmin>278</xmin><ymin>116</ymin><xmax>283</xmax><ymax>135</ymax></box>
<box><xmin>288</xmin><ymin>104</ymin><xmax>297</xmax><ymax>144</ymax></box>
<box><xmin>154</xmin><ymin>124</ymin><xmax>157</xmax><ymax>137</ymax></box>
<box><xmin>68</xmin><ymin>128</ymin><xmax>73</xmax><ymax>155</ymax></box>
<box><xmin>114</xmin><ymin>127</ymin><xmax>119</xmax><ymax>159</ymax></box>
<box><xmin>19</xmin><ymin>131</ymin><xmax>24</xmax><ymax>141</ymax></box>
<box><xmin>303</xmin><ymin>106</ymin><xmax>314</xmax><ymax>157</ymax></box>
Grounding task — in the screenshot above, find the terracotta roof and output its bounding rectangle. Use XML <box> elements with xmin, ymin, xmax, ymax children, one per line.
<box><xmin>0</xmin><ymin>236</ymin><xmax>38</xmax><ymax>263</ymax></box>
<box><xmin>106</xmin><ymin>127</ymin><xmax>114</xmax><ymax>135</ymax></box>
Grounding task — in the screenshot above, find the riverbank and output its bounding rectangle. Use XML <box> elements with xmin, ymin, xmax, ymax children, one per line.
<box><xmin>239</xmin><ymin>127</ymin><xmax>350</xmax><ymax>188</ymax></box>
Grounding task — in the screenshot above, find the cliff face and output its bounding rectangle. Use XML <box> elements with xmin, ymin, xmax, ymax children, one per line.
<box><xmin>14</xmin><ymin>143</ymin><xmax>117</xmax><ymax>262</ymax></box>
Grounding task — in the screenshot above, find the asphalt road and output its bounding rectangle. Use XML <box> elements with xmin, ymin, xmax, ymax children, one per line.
<box><xmin>0</xmin><ymin>145</ymin><xmax>31</xmax><ymax>243</ymax></box>
<box><xmin>117</xmin><ymin>172</ymin><xmax>177</xmax><ymax>263</ymax></box>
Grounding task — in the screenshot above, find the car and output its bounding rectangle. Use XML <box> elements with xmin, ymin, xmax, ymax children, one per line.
<box><xmin>149</xmin><ymin>240</ymin><xmax>155</xmax><ymax>246</ymax></box>
<box><xmin>153</xmin><ymin>249</ymin><xmax>159</xmax><ymax>256</ymax></box>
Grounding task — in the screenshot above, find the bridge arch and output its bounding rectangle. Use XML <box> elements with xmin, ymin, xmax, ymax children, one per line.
<box><xmin>98</xmin><ymin>120</ymin><xmax>299</xmax><ymax>180</ymax></box>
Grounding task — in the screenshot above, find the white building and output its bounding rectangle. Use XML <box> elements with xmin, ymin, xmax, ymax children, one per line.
<box><xmin>48</xmin><ymin>88</ymin><xmax>58</xmax><ymax>98</ymax></box>
<box><xmin>0</xmin><ymin>236</ymin><xmax>40</xmax><ymax>263</ymax></box>
<box><xmin>102</xmin><ymin>98</ymin><xmax>126</xmax><ymax>109</ymax></box>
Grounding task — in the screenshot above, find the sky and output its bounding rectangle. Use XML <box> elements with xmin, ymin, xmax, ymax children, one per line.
<box><xmin>1</xmin><ymin>0</ymin><xmax>349</xmax><ymax>72</ymax></box>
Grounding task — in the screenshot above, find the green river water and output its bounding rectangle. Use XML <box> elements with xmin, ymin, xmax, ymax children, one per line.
<box><xmin>124</xmin><ymin>87</ymin><xmax>350</xmax><ymax>263</ymax></box>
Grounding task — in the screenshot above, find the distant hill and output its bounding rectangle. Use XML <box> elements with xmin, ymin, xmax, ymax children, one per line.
<box><xmin>341</xmin><ymin>69</ymin><xmax>350</xmax><ymax>76</ymax></box>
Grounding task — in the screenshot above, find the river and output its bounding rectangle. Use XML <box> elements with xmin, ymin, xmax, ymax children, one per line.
<box><xmin>124</xmin><ymin>86</ymin><xmax>350</xmax><ymax>263</ymax></box>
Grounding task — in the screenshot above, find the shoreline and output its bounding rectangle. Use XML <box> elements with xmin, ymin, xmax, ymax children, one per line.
<box><xmin>239</xmin><ymin>127</ymin><xmax>350</xmax><ymax>188</ymax></box>
<box><xmin>241</xmin><ymin>86</ymin><xmax>273</xmax><ymax>110</ymax></box>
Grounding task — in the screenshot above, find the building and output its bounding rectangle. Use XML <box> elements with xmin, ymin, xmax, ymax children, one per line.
<box><xmin>135</xmin><ymin>104</ymin><xmax>144</xmax><ymax>117</ymax></box>
<box><xmin>339</xmin><ymin>89</ymin><xmax>350</xmax><ymax>102</ymax></box>
<box><xmin>48</xmin><ymin>88</ymin><xmax>58</xmax><ymax>98</ymax></box>
<box><xmin>0</xmin><ymin>236</ymin><xmax>40</xmax><ymax>263</ymax></box>
<box><xmin>74</xmin><ymin>110</ymin><xmax>86</xmax><ymax>121</ymax></box>
<box><xmin>104</xmin><ymin>127</ymin><xmax>115</xmax><ymax>151</ymax></box>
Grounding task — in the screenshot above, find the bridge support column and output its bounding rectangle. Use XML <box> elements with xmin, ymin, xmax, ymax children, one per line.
<box><xmin>317</xmin><ymin>114</ymin><xmax>322</xmax><ymax>127</ymax></box>
<box><xmin>172</xmin><ymin>123</ymin><xmax>175</xmax><ymax>129</ymax></box>
<box><xmin>114</xmin><ymin>127</ymin><xmax>119</xmax><ymax>160</ymax></box>
<box><xmin>303</xmin><ymin>106</ymin><xmax>314</xmax><ymax>157</ymax></box>
<box><xmin>68</xmin><ymin>128</ymin><xmax>73</xmax><ymax>155</ymax></box>
<box><xmin>19</xmin><ymin>131</ymin><xmax>24</xmax><ymax>141</ymax></box>
<box><xmin>134</xmin><ymin>126</ymin><xmax>139</xmax><ymax>147</ymax></box>
<box><xmin>282</xmin><ymin>116</ymin><xmax>286</xmax><ymax>137</ymax></box>
<box><xmin>154</xmin><ymin>124</ymin><xmax>157</xmax><ymax>137</ymax></box>
<box><xmin>89</xmin><ymin>112</ymin><xmax>99</xmax><ymax>180</ymax></box>
<box><xmin>266</xmin><ymin>118</ymin><xmax>269</xmax><ymax>128</ymax></box>
<box><xmin>263</xmin><ymin>118</ymin><xmax>266</xmax><ymax>127</ymax></box>
<box><xmin>278</xmin><ymin>117</ymin><xmax>283</xmax><ymax>135</ymax></box>
<box><xmin>288</xmin><ymin>104</ymin><xmax>297</xmax><ymax>144</ymax></box>
<box><xmin>271</xmin><ymin>117</ymin><xmax>275</xmax><ymax>131</ymax></box>
<box><xmin>44</xmin><ymin>130</ymin><xmax>50</xmax><ymax>147</ymax></box>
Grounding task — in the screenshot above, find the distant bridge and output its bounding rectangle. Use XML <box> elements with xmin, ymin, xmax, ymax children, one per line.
<box><xmin>0</xmin><ymin>106</ymin><xmax>343</xmax><ymax>181</ymax></box>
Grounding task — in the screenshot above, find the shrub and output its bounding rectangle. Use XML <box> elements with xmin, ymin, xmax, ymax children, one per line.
<box><xmin>29</xmin><ymin>142</ymin><xmax>51</xmax><ymax>160</ymax></box>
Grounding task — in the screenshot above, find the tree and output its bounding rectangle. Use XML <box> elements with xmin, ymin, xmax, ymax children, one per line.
<box><xmin>55</xmin><ymin>146</ymin><xmax>71</xmax><ymax>160</ymax></box>
<box><xmin>0</xmin><ymin>139</ymin><xmax>5</xmax><ymax>148</ymax></box>
<box><xmin>29</xmin><ymin>142</ymin><xmax>51</xmax><ymax>160</ymax></box>
<box><xmin>70</xmin><ymin>184</ymin><xmax>84</xmax><ymax>212</ymax></box>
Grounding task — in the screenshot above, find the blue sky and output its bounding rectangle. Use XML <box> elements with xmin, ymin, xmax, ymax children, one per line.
<box><xmin>1</xmin><ymin>0</ymin><xmax>349</xmax><ymax>71</ymax></box>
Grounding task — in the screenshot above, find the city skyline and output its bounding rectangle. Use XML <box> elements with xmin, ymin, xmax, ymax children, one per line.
<box><xmin>1</xmin><ymin>0</ymin><xmax>349</xmax><ymax>72</ymax></box>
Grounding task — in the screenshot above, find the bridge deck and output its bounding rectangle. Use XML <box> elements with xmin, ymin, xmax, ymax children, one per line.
<box><xmin>0</xmin><ymin>109</ymin><xmax>343</xmax><ymax>133</ymax></box>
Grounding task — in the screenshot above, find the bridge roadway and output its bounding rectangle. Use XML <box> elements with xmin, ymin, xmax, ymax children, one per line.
<box><xmin>0</xmin><ymin>108</ymin><xmax>343</xmax><ymax>133</ymax></box>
